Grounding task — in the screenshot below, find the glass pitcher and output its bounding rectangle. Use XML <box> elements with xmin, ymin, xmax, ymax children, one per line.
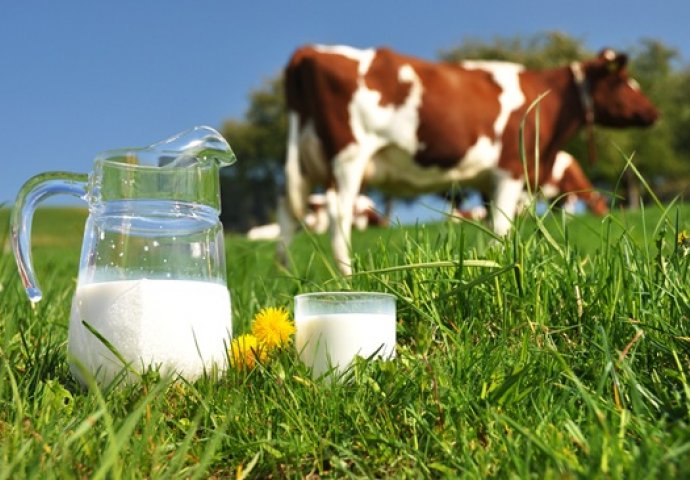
<box><xmin>11</xmin><ymin>126</ymin><xmax>236</xmax><ymax>386</ymax></box>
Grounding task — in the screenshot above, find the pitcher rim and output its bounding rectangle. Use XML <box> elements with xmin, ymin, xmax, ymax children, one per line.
<box><xmin>92</xmin><ymin>155</ymin><xmax>221</xmax><ymax>171</ymax></box>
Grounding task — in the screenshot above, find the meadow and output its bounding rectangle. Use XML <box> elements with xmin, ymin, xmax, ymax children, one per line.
<box><xmin>2</xmin><ymin>200</ymin><xmax>690</xmax><ymax>478</ymax></box>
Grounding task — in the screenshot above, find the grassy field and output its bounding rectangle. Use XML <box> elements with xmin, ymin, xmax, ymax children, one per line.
<box><xmin>2</xmin><ymin>202</ymin><xmax>690</xmax><ymax>478</ymax></box>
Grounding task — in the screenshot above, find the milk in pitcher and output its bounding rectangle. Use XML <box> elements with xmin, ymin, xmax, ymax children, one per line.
<box><xmin>68</xmin><ymin>277</ymin><xmax>231</xmax><ymax>385</ymax></box>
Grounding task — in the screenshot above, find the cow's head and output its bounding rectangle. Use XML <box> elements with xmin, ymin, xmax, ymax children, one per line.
<box><xmin>584</xmin><ymin>49</ymin><xmax>659</xmax><ymax>128</ymax></box>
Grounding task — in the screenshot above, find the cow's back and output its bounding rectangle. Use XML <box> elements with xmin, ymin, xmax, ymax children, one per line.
<box><xmin>412</xmin><ymin>60</ymin><xmax>511</xmax><ymax>168</ymax></box>
<box><xmin>286</xmin><ymin>46</ymin><xmax>525</xmax><ymax>175</ymax></box>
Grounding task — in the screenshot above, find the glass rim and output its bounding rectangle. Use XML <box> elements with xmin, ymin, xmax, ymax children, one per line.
<box><xmin>295</xmin><ymin>291</ymin><xmax>396</xmax><ymax>301</ymax></box>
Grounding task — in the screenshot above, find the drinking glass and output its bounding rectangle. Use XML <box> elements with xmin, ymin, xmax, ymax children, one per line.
<box><xmin>294</xmin><ymin>292</ymin><xmax>396</xmax><ymax>378</ymax></box>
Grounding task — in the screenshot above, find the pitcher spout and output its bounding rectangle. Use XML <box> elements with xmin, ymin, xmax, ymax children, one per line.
<box><xmin>153</xmin><ymin>125</ymin><xmax>237</xmax><ymax>168</ymax></box>
<box><xmin>94</xmin><ymin>125</ymin><xmax>236</xmax><ymax>169</ymax></box>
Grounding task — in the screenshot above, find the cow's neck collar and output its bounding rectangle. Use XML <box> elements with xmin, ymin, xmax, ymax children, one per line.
<box><xmin>570</xmin><ymin>61</ymin><xmax>597</xmax><ymax>164</ymax></box>
<box><xmin>570</xmin><ymin>62</ymin><xmax>594</xmax><ymax>124</ymax></box>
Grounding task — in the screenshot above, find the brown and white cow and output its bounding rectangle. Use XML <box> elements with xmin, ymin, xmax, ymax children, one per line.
<box><xmin>278</xmin><ymin>45</ymin><xmax>658</xmax><ymax>274</ymax></box>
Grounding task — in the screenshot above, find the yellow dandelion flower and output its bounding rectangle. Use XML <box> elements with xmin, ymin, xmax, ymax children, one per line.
<box><xmin>678</xmin><ymin>230</ymin><xmax>690</xmax><ymax>257</ymax></box>
<box><xmin>251</xmin><ymin>307</ymin><xmax>295</xmax><ymax>350</ymax></box>
<box><xmin>230</xmin><ymin>334</ymin><xmax>266</xmax><ymax>370</ymax></box>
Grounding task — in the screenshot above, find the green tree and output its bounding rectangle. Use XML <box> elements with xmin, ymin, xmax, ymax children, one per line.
<box><xmin>218</xmin><ymin>77</ymin><xmax>287</xmax><ymax>231</ymax></box>
<box><xmin>640</xmin><ymin>43</ymin><xmax>690</xmax><ymax>200</ymax></box>
<box><xmin>440</xmin><ymin>31</ymin><xmax>587</xmax><ymax>69</ymax></box>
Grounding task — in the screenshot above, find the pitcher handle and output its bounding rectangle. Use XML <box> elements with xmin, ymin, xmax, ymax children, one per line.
<box><xmin>11</xmin><ymin>172</ymin><xmax>89</xmax><ymax>303</ymax></box>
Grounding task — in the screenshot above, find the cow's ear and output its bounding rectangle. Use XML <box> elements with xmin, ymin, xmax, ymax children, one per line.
<box><xmin>597</xmin><ymin>48</ymin><xmax>617</xmax><ymax>61</ymax></box>
<box><xmin>613</xmin><ymin>53</ymin><xmax>628</xmax><ymax>70</ymax></box>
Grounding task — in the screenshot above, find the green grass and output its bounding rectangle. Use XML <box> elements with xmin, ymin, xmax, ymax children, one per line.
<box><xmin>2</xmin><ymin>203</ymin><xmax>690</xmax><ymax>478</ymax></box>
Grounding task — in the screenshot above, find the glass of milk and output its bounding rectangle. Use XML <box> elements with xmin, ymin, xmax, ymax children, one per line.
<box><xmin>11</xmin><ymin>126</ymin><xmax>237</xmax><ymax>386</ymax></box>
<box><xmin>294</xmin><ymin>292</ymin><xmax>396</xmax><ymax>379</ymax></box>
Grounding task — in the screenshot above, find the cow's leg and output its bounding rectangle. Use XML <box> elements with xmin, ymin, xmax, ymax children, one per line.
<box><xmin>325</xmin><ymin>187</ymin><xmax>348</xmax><ymax>271</ymax></box>
<box><xmin>277</xmin><ymin>111</ymin><xmax>310</xmax><ymax>266</ymax></box>
<box><xmin>554</xmin><ymin>152</ymin><xmax>609</xmax><ymax>215</ymax></box>
<box><xmin>328</xmin><ymin>145</ymin><xmax>369</xmax><ymax>275</ymax></box>
<box><xmin>491</xmin><ymin>172</ymin><xmax>525</xmax><ymax>236</ymax></box>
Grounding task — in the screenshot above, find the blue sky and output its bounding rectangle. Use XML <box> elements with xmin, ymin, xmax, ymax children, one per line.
<box><xmin>2</xmin><ymin>1</ymin><xmax>689</xmax><ymax>220</ymax></box>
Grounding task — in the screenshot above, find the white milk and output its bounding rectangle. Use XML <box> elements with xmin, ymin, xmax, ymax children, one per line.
<box><xmin>68</xmin><ymin>279</ymin><xmax>231</xmax><ymax>386</ymax></box>
<box><xmin>295</xmin><ymin>313</ymin><xmax>395</xmax><ymax>378</ymax></box>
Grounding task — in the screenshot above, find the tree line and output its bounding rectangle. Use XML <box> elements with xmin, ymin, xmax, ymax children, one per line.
<box><xmin>218</xmin><ymin>32</ymin><xmax>690</xmax><ymax>231</ymax></box>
